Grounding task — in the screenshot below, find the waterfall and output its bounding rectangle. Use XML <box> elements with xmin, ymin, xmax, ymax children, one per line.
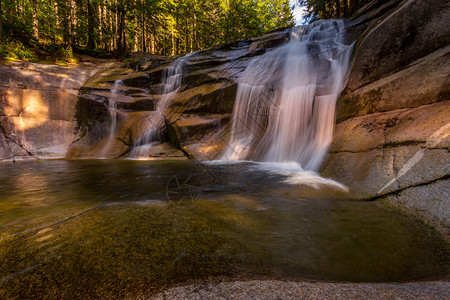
<box><xmin>99</xmin><ymin>80</ymin><xmax>122</xmax><ymax>158</ymax></box>
<box><xmin>221</xmin><ymin>20</ymin><xmax>353</xmax><ymax>170</ymax></box>
<box><xmin>129</xmin><ymin>54</ymin><xmax>192</xmax><ymax>158</ymax></box>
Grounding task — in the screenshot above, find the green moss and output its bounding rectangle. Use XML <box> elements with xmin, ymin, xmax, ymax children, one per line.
<box><xmin>0</xmin><ymin>38</ymin><xmax>75</xmax><ymax>65</ymax></box>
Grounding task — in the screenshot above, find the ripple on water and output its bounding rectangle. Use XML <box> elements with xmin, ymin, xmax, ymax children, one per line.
<box><xmin>0</xmin><ymin>160</ymin><xmax>448</xmax><ymax>299</ymax></box>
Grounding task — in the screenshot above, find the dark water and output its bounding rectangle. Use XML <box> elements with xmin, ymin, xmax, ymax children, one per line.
<box><xmin>0</xmin><ymin>160</ymin><xmax>448</xmax><ymax>298</ymax></box>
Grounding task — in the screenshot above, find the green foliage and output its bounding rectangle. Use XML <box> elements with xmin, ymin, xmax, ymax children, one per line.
<box><xmin>0</xmin><ymin>39</ymin><xmax>34</xmax><ymax>61</ymax></box>
<box><xmin>35</xmin><ymin>43</ymin><xmax>75</xmax><ymax>63</ymax></box>
<box><xmin>299</xmin><ymin>0</ymin><xmax>374</xmax><ymax>21</ymax></box>
<box><xmin>1</xmin><ymin>0</ymin><xmax>294</xmax><ymax>59</ymax></box>
<box><xmin>0</xmin><ymin>38</ymin><xmax>74</xmax><ymax>64</ymax></box>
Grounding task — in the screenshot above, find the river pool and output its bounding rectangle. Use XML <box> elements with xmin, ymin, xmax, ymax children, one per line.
<box><xmin>0</xmin><ymin>159</ymin><xmax>447</xmax><ymax>298</ymax></box>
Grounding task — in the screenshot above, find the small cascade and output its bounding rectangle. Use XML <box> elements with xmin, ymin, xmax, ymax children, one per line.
<box><xmin>221</xmin><ymin>20</ymin><xmax>353</xmax><ymax>170</ymax></box>
<box><xmin>129</xmin><ymin>54</ymin><xmax>192</xmax><ymax>158</ymax></box>
<box><xmin>99</xmin><ymin>80</ymin><xmax>122</xmax><ymax>158</ymax></box>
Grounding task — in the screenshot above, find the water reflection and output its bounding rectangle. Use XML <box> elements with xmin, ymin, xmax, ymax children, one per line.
<box><xmin>0</xmin><ymin>160</ymin><xmax>448</xmax><ymax>298</ymax></box>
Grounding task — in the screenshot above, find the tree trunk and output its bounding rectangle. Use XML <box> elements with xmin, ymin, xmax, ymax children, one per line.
<box><xmin>185</xmin><ymin>18</ymin><xmax>189</xmax><ymax>52</ymax></box>
<box><xmin>336</xmin><ymin>0</ymin><xmax>341</xmax><ymax>18</ymax></box>
<box><xmin>70</xmin><ymin>0</ymin><xmax>77</xmax><ymax>45</ymax></box>
<box><xmin>110</xmin><ymin>3</ymin><xmax>115</xmax><ymax>50</ymax></box>
<box><xmin>192</xmin><ymin>5</ymin><xmax>196</xmax><ymax>51</ymax></box>
<box><xmin>133</xmin><ymin>0</ymin><xmax>138</xmax><ymax>52</ymax></box>
<box><xmin>171</xmin><ymin>30</ymin><xmax>175</xmax><ymax>55</ymax></box>
<box><xmin>54</xmin><ymin>1</ymin><xmax>60</xmax><ymax>28</ymax></box>
<box><xmin>175</xmin><ymin>14</ymin><xmax>179</xmax><ymax>55</ymax></box>
<box><xmin>114</xmin><ymin>0</ymin><xmax>119</xmax><ymax>50</ymax></box>
<box><xmin>122</xmin><ymin>13</ymin><xmax>127</xmax><ymax>53</ymax></box>
<box><xmin>98</xmin><ymin>4</ymin><xmax>103</xmax><ymax>49</ymax></box>
<box><xmin>349</xmin><ymin>0</ymin><xmax>357</xmax><ymax>15</ymax></box>
<box><xmin>0</xmin><ymin>0</ymin><xmax>3</xmax><ymax>41</ymax></box>
<box><xmin>87</xmin><ymin>0</ymin><xmax>96</xmax><ymax>49</ymax></box>
<box><xmin>142</xmin><ymin>13</ymin><xmax>146</xmax><ymax>52</ymax></box>
<box><xmin>32</xmin><ymin>0</ymin><xmax>39</xmax><ymax>39</ymax></box>
<box><xmin>151</xmin><ymin>33</ymin><xmax>155</xmax><ymax>54</ymax></box>
<box><xmin>117</xmin><ymin>4</ymin><xmax>126</xmax><ymax>55</ymax></box>
<box><xmin>343</xmin><ymin>0</ymin><xmax>348</xmax><ymax>17</ymax></box>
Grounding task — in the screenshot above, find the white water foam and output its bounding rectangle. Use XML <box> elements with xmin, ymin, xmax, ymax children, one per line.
<box><xmin>130</xmin><ymin>53</ymin><xmax>194</xmax><ymax>158</ymax></box>
<box><xmin>99</xmin><ymin>80</ymin><xmax>122</xmax><ymax>158</ymax></box>
<box><xmin>221</xmin><ymin>20</ymin><xmax>354</xmax><ymax>172</ymax></box>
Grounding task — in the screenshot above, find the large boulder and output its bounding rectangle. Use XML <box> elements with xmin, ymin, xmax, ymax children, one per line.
<box><xmin>0</xmin><ymin>61</ymin><xmax>114</xmax><ymax>160</ymax></box>
<box><xmin>323</xmin><ymin>0</ymin><xmax>450</xmax><ymax>234</ymax></box>
<box><xmin>70</xmin><ymin>29</ymin><xmax>291</xmax><ymax>160</ymax></box>
<box><xmin>337</xmin><ymin>46</ymin><xmax>450</xmax><ymax>121</ymax></box>
<box><xmin>346</xmin><ymin>0</ymin><xmax>450</xmax><ymax>92</ymax></box>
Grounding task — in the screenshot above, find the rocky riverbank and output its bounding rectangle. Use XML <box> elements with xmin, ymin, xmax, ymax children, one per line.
<box><xmin>147</xmin><ymin>280</ymin><xmax>450</xmax><ymax>300</ymax></box>
<box><xmin>322</xmin><ymin>0</ymin><xmax>450</xmax><ymax>236</ymax></box>
<box><xmin>0</xmin><ymin>58</ymin><xmax>116</xmax><ymax>160</ymax></box>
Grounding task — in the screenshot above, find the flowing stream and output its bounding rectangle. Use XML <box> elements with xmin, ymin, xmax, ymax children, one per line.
<box><xmin>0</xmin><ymin>160</ymin><xmax>447</xmax><ymax>298</ymax></box>
<box><xmin>222</xmin><ymin>20</ymin><xmax>353</xmax><ymax>170</ymax></box>
<box><xmin>1</xmin><ymin>21</ymin><xmax>448</xmax><ymax>299</ymax></box>
<box><xmin>130</xmin><ymin>55</ymin><xmax>192</xmax><ymax>157</ymax></box>
<box><xmin>99</xmin><ymin>80</ymin><xmax>122</xmax><ymax>158</ymax></box>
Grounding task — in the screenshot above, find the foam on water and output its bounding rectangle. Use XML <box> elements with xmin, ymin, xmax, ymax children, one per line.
<box><xmin>221</xmin><ymin>20</ymin><xmax>354</xmax><ymax>171</ymax></box>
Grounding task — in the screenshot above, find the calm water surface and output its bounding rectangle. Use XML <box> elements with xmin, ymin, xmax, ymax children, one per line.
<box><xmin>0</xmin><ymin>159</ymin><xmax>448</xmax><ymax>298</ymax></box>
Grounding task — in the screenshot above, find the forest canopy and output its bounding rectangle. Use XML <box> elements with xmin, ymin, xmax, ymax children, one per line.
<box><xmin>300</xmin><ymin>0</ymin><xmax>379</xmax><ymax>21</ymax></box>
<box><xmin>0</xmin><ymin>0</ymin><xmax>294</xmax><ymax>61</ymax></box>
<box><xmin>0</xmin><ymin>0</ymin><xmax>379</xmax><ymax>62</ymax></box>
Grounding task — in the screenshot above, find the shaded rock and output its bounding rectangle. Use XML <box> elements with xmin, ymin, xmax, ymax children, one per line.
<box><xmin>128</xmin><ymin>142</ymin><xmax>187</xmax><ymax>160</ymax></box>
<box><xmin>130</xmin><ymin>53</ymin><xmax>173</xmax><ymax>72</ymax></box>
<box><xmin>347</xmin><ymin>0</ymin><xmax>450</xmax><ymax>90</ymax></box>
<box><xmin>182</xmin><ymin>134</ymin><xmax>229</xmax><ymax>160</ymax></box>
<box><xmin>321</xmin><ymin>101</ymin><xmax>450</xmax><ymax>230</ymax></box>
<box><xmin>0</xmin><ymin>61</ymin><xmax>114</xmax><ymax>91</ymax></box>
<box><xmin>345</xmin><ymin>0</ymin><xmax>405</xmax><ymax>44</ymax></box>
<box><xmin>82</xmin><ymin>63</ymin><xmax>129</xmax><ymax>85</ymax></box>
<box><xmin>71</xmin><ymin>29</ymin><xmax>291</xmax><ymax>160</ymax></box>
<box><xmin>169</xmin><ymin>82</ymin><xmax>238</xmax><ymax>115</ymax></box>
<box><xmin>322</xmin><ymin>146</ymin><xmax>449</xmax><ymax>199</ymax></box>
<box><xmin>89</xmin><ymin>91</ymin><xmax>156</xmax><ymax>112</ymax></box>
<box><xmin>167</xmin><ymin>114</ymin><xmax>230</xmax><ymax>151</ymax></box>
<box><xmin>0</xmin><ymin>60</ymin><xmax>118</xmax><ymax>160</ymax></box>
<box><xmin>379</xmin><ymin>178</ymin><xmax>450</xmax><ymax>235</ymax></box>
<box><xmin>331</xmin><ymin>102</ymin><xmax>450</xmax><ymax>153</ymax></box>
<box><xmin>248</xmin><ymin>29</ymin><xmax>290</xmax><ymax>52</ymax></box>
<box><xmin>338</xmin><ymin>46</ymin><xmax>450</xmax><ymax>121</ymax></box>
<box><xmin>324</xmin><ymin>0</ymin><xmax>450</xmax><ymax>233</ymax></box>
<box><xmin>68</xmin><ymin>109</ymin><xmax>155</xmax><ymax>158</ymax></box>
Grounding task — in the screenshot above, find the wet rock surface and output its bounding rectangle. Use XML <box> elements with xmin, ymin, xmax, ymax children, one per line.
<box><xmin>69</xmin><ymin>29</ymin><xmax>290</xmax><ymax>159</ymax></box>
<box><xmin>324</xmin><ymin>102</ymin><xmax>449</xmax><ymax>235</ymax></box>
<box><xmin>324</xmin><ymin>0</ymin><xmax>450</xmax><ymax>235</ymax></box>
<box><xmin>0</xmin><ymin>1</ymin><xmax>448</xmax><ymax>297</ymax></box>
<box><xmin>337</xmin><ymin>46</ymin><xmax>450</xmax><ymax>121</ymax></box>
<box><xmin>0</xmin><ymin>60</ymin><xmax>115</xmax><ymax>160</ymax></box>
<box><xmin>148</xmin><ymin>280</ymin><xmax>450</xmax><ymax>300</ymax></box>
<box><xmin>346</xmin><ymin>0</ymin><xmax>450</xmax><ymax>91</ymax></box>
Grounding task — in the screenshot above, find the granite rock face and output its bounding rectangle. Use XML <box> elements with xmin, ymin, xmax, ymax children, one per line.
<box><xmin>0</xmin><ymin>60</ymin><xmax>115</xmax><ymax>160</ymax></box>
<box><xmin>346</xmin><ymin>0</ymin><xmax>450</xmax><ymax>92</ymax></box>
<box><xmin>322</xmin><ymin>0</ymin><xmax>450</xmax><ymax>234</ymax></box>
<box><xmin>68</xmin><ymin>29</ymin><xmax>290</xmax><ymax>159</ymax></box>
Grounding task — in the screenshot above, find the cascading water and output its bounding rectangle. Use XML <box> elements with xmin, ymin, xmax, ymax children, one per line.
<box><xmin>129</xmin><ymin>55</ymin><xmax>192</xmax><ymax>157</ymax></box>
<box><xmin>221</xmin><ymin>20</ymin><xmax>353</xmax><ymax>171</ymax></box>
<box><xmin>99</xmin><ymin>80</ymin><xmax>122</xmax><ymax>158</ymax></box>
